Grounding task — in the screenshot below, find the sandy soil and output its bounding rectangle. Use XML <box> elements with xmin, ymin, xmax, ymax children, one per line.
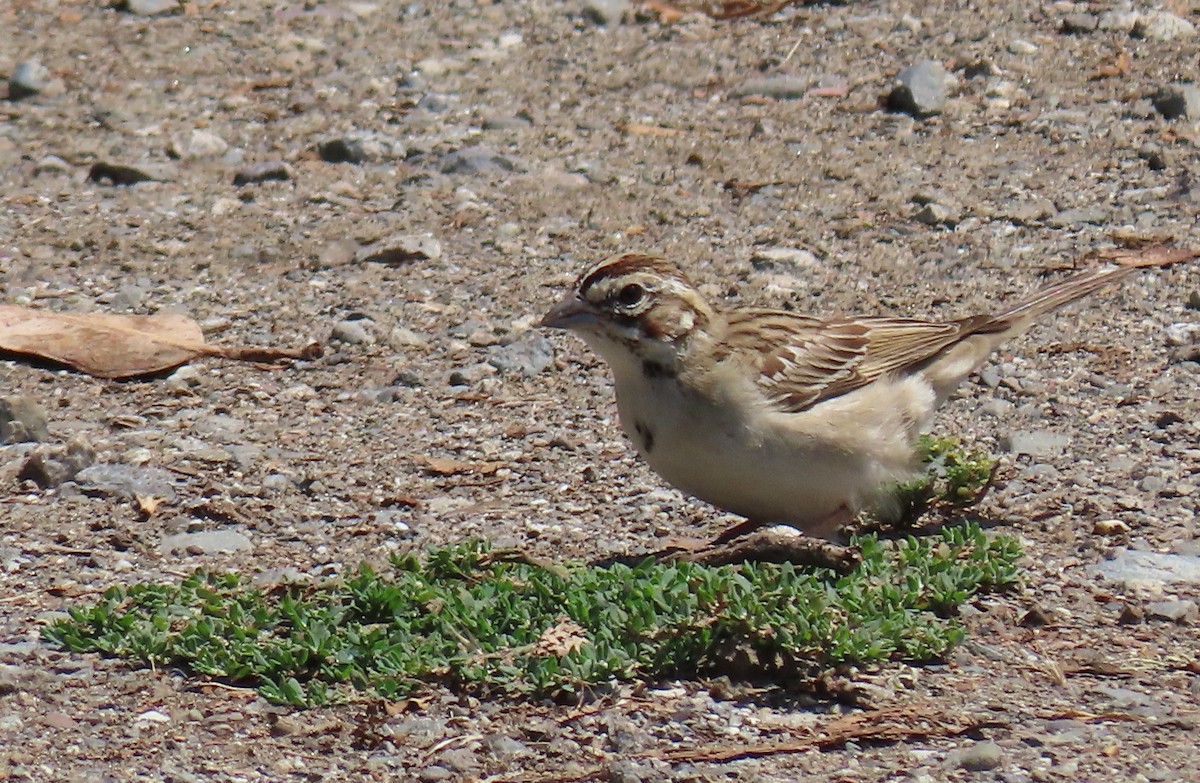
<box><xmin>1</xmin><ymin>1</ymin><xmax>1198</xmax><ymax>780</ymax></box>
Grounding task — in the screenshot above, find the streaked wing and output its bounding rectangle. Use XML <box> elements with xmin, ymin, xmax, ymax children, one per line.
<box><xmin>723</xmin><ymin>309</ymin><xmax>995</xmax><ymax>412</ymax></box>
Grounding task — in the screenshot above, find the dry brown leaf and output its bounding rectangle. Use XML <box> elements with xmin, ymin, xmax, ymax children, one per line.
<box><xmin>0</xmin><ymin>305</ymin><xmax>321</xmax><ymax>379</ymax></box>
<box><xmin>533</xmin><ymin>618</ymin><xmax>590</xmax><ymax>658</ymax></box>
<box><xmin>635</xmin><ymin>0</ymin><xmax>797</xmax><ymax>21</ymax></box>
<box><xmin>135</xmin><ymin>494</ymin><xmax>162</xmax><ymax>519</ymax></box>
<box><xmin>1092</xmin><ymin>245</ymin><xmax>1199</xmax><ymax>268</ymax></box>
<box><xmin>704</xmin><ymin>0</ymin><xmax>788</xmax><ymax>19</ymax></box>
<box><xmin>412</xmin><ymin>455</ymin><xmax>505</xmax><ymax>476</ymax></box>
<box><xmin>637</xmin><ymin>0</ymin><xmax>687</xmax><ymax>23</ymax></box>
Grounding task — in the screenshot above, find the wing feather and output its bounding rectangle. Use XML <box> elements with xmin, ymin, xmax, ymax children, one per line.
<box><xmin>723</xmin><ymin>309</ymin><xmax>993</xmax><ymax>413</ymax></box>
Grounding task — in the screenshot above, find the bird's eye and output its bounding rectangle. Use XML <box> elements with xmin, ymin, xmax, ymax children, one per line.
<box><xmin>616</xmin><ymin>283</ymin><xmax>646</xmax><ymax>308</ymax></box>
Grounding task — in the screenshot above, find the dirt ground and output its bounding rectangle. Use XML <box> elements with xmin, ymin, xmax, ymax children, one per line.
<box><xmin>1</xmin><ymin>0</ymin><xmax>1198</xmax><ymax>780</ymax></box>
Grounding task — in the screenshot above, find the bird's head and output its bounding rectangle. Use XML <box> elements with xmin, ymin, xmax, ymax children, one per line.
<box><xmin>540</xmin><ymin>253</ymin><xmax>715</xmax><ymax>368</ymax></box>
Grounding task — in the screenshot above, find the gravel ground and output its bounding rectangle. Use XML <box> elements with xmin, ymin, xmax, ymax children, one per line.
<box><xmin>1</xmin><ymin>1</ymin><xmax>1199</xmax><ymax>780</ymax></box>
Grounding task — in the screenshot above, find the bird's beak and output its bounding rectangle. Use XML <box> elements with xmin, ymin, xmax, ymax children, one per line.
<box><xmin>540</xmin><ymin>294</ymin><xmax>598</xmax><ymax>330</ymax></box>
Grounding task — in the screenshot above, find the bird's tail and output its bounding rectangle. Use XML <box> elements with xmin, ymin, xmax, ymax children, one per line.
<box><xmin>993</xmin><ymin>264</ymin><xmax>1136</xmax><ymax>329</ymax></box>
<box><xmin>922</xmin><ymin>247</ymin><xmax>1195</xmax><ymax>403</ymax></box>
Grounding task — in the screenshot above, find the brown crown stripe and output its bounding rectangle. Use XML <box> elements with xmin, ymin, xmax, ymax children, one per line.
<box><xmin>579</xmin><ymin>253</ymin><xmax>686</xmax><ymax>293</ymax></box>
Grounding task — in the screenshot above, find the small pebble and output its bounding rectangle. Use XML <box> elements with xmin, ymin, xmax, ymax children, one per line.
<box><xmin>123</xmin><ymin>0</ymin><xmax>180</xmax><ymax>15</ymax></box>
<box><xmin>330</xmin><ymin>320</ymin><xmax>375</xmax><ymax>345</ymax></box>
<box><xmin>582</xmin><ymin>0</ymin><xmax>631</xmax><ymax>25</ymax></box>
<box><xmin>1144</xmin><ymin>600</ymin><xmax>1198</xmax><ymax>625</ymax></box>
<box><xmin>159</xmin><ymin>530</ymin><xmax>253</xmax><ymax>555</ymax></box>
<box><xmin>170</xmin><ymin>129</ymin><xmax>228</xmax><ymax>159</ymax></box>
<box><xmin>1133</xmin><ymin>11</ymin><xmax>1195</xmax><ymax>41</ymax></box>
<box><xmin>318</xmin><ymin>138</ymin><xmax>366</xmax><ymax>164</ymax></box>
<box><xmin>440</xmin><ymin>146</ymin><xmax>520</xmax><ymax>175</ymax></box>
<box><xmin>1060</xmin><ymin>13</ymin><xmax>1099</xmax><ymax>34</ymax></box>
<box><xmin>888</xmin><ymin>60</ymin><xmax>949</xmax><ymax>117</ymax></box>
<box><xmin>489</xmin><ymin>333</ymin><xmax>555</xmax><ymax>377</ymax></box>
<box><xmin>1151</xmin><ymin>85</ymin><xmax>1200</xmax><ymax>121</ymax></box>
<box><xmin>952</xmin><ymin>740</ymin><xmax>1004</xmax><ymax>771</ymax></box>
<box><xmin>233</xmin><ymin>161</ymin><xmax>292</xmax><ymax>186</ymax></box>
<box><xmin>0</xmin><ymin>396</ymin><xmax>50</xmax><ymax>444</ymax></box>
<box><xmin>8</xmin><ymin>60</ymin><xmax>61</xmax><ymax>100</ymax></box>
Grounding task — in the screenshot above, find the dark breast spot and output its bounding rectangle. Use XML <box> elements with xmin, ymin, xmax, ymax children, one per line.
<box><xmin>642</xmin><ymin>360</ymin><xmax>676</xmax><ymax>380</ymax></box>
<box><xmin>633</xmin><ymin>420</ymin><xmax>656</xmax><ymax>454</ymax></box>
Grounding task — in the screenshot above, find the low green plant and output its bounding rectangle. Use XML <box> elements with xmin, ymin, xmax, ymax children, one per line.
<box><xmin>44</xmin><ymin>523</ymin><xmax>1020</xmax><ymax>706</ymax></box>
<box><xmin>886</xmin><ymin>435</ymin><xmax>998</xmax><ymax>526</ymax></box>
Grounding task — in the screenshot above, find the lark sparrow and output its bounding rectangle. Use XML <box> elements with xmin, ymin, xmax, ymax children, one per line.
<box><xmin>541</xmin><ymin>251</ymin><xmax>1185</xmax><ymax>540</ymax></box>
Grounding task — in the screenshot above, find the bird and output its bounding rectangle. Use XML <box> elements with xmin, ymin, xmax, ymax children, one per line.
<box><xmin>540</xmin><ymin>250</ymin><xmax>1189</xmax><ymax>541</ymax></box>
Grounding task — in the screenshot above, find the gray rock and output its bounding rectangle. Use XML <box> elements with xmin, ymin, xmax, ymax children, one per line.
<box><xmin>159</xmin><ymin>530</ymin><xmax>252</xmax><ymax>555</ymax></box>
<box><xmin>605</xmin><ymin>759</ymin><xmax>649</xmax><ymax>783</ymax></box>
<box><xmin>483</xmin><ymin>733</ymin><xmax>530</xmax><ymax>757</ymax></box>
<box><xmin>1007</xmin><ymin>39</ymin><xmax>1038</xmax><ymax>55</ymax></box>
<box><xmin>489</xmin><ymin>333</ymin><xmax>555</xmax><ymax>377</ymax></box>
<box><xmin>167</xmin><ymin>365</ymin><xmax>203</xmax><ymax>391</ymax></box>
<box><xmin>1060</xmin><ymin>13</ymin><xmax>1099</xmax><ymax>34</ymax></box>
<box><xmin>1133</xmin><ymin>11</ymin><xmax>1195</xmax><ymax>41</ymax></box>
<box><xmin>17</xmin><ymin>438</ymin><xmax>95</xmax><ymax>489</ymax></box>
<box><xmin>1093</xmin><ymin>684</ymin><xmax>1154</xmax><ymax>709</ymax></box>
<box><xmin>1152</xmin><ymin>85</ymin><xmax>1200</xmax><ymax>120</ymax></box>
<box><xmin>750</xmin><ymin>247</ymin><xmax>819</xmax><ymax>273</ymax></box>
<box><xmin>1164</xmin><ymin>322</ymin><xmax>1200</xmax><ymax>347</ymax></box>
<box><xmin>1039</xmin><ymin>718</ymin><xmax>1090</xmax><ymax>744</ymax></box>
<box><xmin>482</xmin><ymin>114</ymin><xmax>532</xmax><ymax>130</ymax></box>
<box><xmin>123</xmin><ymin>0</ymin><xmax>180</xmax><ymax>15</ymax></box>
<box><xmin>582</xmin><ymin>0</ymin><xmax>631</xmax><ymax>25</ymax></box>
<box><xmin>389</xmin><ymin>326</ymin><xmax>429</xmax><ymax>349</ymax></box>
<box><xmin>33</xmin><ymin>155</ymin><xmax>73</xmax><ymax>177</ymax></box>
<box><xmin>730</xmin><ymin>76</ymin><xmax>810</xmax><ymax>100</ymax></box>
<box><xmin>1098</xmin><ymin>9</ymin><xmax>1140</xmax><ymax>32</ymax></box>
<box><xmin>888</xmin><ymin>60</ymin><xmax>949</xmax><ymax>117</ymax></box>
<box><xmin>397</xmin><ymin>72</ymin><xmax>428</xmax><ymax>92</ymax></box>
<box><xmin>999</xmin><ymin>429</ymin><xmax>1070</xmax><ymax>457</ymax></box>
<box><xmin>416</xmin><ymin>92</ymin><xmax>455</xmax><ymax>113</ymax></box>
<box><xmin>317</xmin><ymin>138</ymin><xmax>365</xmax><ymax>164</ymax></box>
<box><xmin>88</xmin><ymin>161</ymin><xmax>173</xmax><ymax>186</ymax></box>
<box><xmin>417</xmin><ymin>766</ymin><xmax>453</xmax><ymax>783</ymax></box>
<box><xmin>8</xmin><ymin>60</ymin><xmax>59</xmax><ymax>100</ymax></box>
<box><xmin>73</xmin><ymin>464</ymin><xmax>181</xmax><ymax>502</ymax></box>
<box><xmin>951</xmin><ymin>740</ymin><xmax>1004</xmax><ymax>771</ymax></box>
<box><xmin>1005</xmin><ymin>199</ymin><xmax>1056</xmax><ymax>224</ymax></box>
<box><xmin>170</xmin><ymin>129</ymin><xmax>228</xmax><ymax>159</ymax></box>
<box><xmin>1046</xmin><ymin>206</ymin><xmax>1108</xmax><ymax>228</ymax></box>
<box><xmin>448</xmin><ymin>364</ymin><xmax>493</xmax><ymax>386</ymax></box>
<box><xmin>1019</xmin><ymin>463</ymin><xmax>1060</xmax><ymax>481</ymax></box>
<box><xmin>356</xmin><ymin>234</ymin><xmax>443</xmax><ymax>265</ymax></box>
<box><xmin>1093</xmin><ymin>549</ymin><xmax>1200</xmax><ymax>587</ymax></box>
<box><xmin>1138</xmin><ymin>144</ymin><xmax>1167</xmax><ymax>171</ymax></box>
<box><xmin>913</xmin><ymin>202</ymin><xmax>959</xmax><ymax>226</ymax></box>
<box><xmin>391</xmin><ymin>369</ymin><xmax>424</xmax><ymax>388</ymax></box>
<box><xmin>330</xmin><ymin>320</ymin><xmax>375</xmax><ymax>345</ymax></box>
<box><xmin>233</xmin><ymin>161</ymin><xmax>292</xmax><ymax>186</ymax></box>
<box><xmin>436</xmin><ymin>748</ymin><xmax>479</xmax><ymax>774</ymax></box>
<box><xmin>439</xmin><ymin>146</ymin><xmax>520</xmax><ymax>175</ymax></box>
<box><xmin>0</xmin><ymin>397</ymin><xmax>50</xmax><ymax>443</ymax></box>
<box><xmin>1144</xmin><ymin>600</ymin><xmax>1198</xmax><ymax>624</ymax></box>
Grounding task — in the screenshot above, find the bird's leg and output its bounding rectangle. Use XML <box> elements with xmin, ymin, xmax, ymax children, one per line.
<box><xmin>711</xmin><ymin>518</ymin><xmax>768</xmax><ymax>545</ymax></box>
<box><xmin>712</xmin><ymin>505</ymin><xmax>855</xmax><ymax>545</ymax></box>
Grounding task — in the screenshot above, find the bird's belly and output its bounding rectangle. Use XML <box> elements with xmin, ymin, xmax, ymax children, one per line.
<box><xmin>616</xmin><ymin>387</ymin><xmax>870</xmax><ymax>526</ymax></box>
